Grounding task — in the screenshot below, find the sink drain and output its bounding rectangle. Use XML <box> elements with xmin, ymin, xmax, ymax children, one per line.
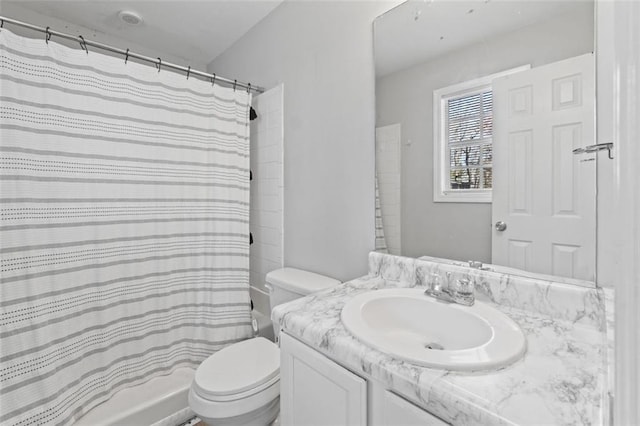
<box><xmin>424</xmin><ymin>342</ymin><xmax>444</xmax><ymax>350</ymax></box>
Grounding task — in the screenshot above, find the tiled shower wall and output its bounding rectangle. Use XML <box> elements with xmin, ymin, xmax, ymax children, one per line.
<box><xmin>375</xmin><ymin>124</ymin><xmax>402</xmax><ymax>255</ymax></box>
<box><xmin>249</xmin><ymin>84</ymin><xmax>284</xmax><ymax>315</ymax></box>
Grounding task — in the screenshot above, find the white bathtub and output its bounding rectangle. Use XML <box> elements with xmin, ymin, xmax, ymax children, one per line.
<box><xmin>75</xmin><ymin>367</ymin><xmax>195</xmax><ymax>426</ymax></box>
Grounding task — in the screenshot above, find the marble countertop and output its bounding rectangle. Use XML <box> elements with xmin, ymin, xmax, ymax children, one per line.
<box><xmin>272</xmin><ymin>255</ymin><xmax>609</xmax><ymax>426</ymax></box>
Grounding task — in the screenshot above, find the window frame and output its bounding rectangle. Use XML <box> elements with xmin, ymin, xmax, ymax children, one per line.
<box><xmin>432</xmin><ymin>65</ymin><xmax>531</xmax><ymax>203</ymax></box>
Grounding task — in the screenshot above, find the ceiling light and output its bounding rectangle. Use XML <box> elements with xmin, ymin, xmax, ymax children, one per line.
<box><xmin>118</xmin><ymin>10</ymin><xmax>143</xmax><ymax>26</ymax></box>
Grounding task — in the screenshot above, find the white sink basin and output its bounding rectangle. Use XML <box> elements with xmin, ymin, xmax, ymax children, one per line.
<box><xmin>341</xmin><ymin>288</ymin><xmax>526</xmax><ymax>371</ymax></box>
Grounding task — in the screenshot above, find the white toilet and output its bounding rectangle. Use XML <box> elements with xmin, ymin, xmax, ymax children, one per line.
<box><xmin>188</xmin><ymin>268</ymin><xmax>340</xmax><ymax>425</ymax></box>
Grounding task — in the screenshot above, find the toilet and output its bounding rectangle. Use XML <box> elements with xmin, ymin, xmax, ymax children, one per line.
<box><xmin>188</xmin><ymin>268</ymin><xmax>341</xmax><ymax>425</ymax></box>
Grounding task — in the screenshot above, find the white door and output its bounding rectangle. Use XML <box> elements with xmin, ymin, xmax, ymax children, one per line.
<box><xmin>492</xmin><ymin>53</ymin><xmax>596</xmax><ymax>281</ymax></box>
<box><xmin>280</xmin><ymin>333</ymin><xmax>367</xmax><ymax>426</ymax></box>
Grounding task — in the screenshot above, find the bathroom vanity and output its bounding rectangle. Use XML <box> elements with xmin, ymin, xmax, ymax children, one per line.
<box><xmin>272</xmin><ymin>252</ymin><xmax>612</xmax><ymax>426</ymax></box>
<box><xmin>280</xmin><ymin>332</ymin><xmax>445</xmax><ymax>426</ymax></box>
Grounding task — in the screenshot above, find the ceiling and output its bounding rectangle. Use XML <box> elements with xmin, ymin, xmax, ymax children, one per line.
<box><xmin>374</xmin><ymin>0</ymin><xmax>594</xmax><ymax>76</ymax></box>
<box><xmin>1</xmin><ymin>0</ymin><xmax>283</xmax><ymax>66</ymax></box>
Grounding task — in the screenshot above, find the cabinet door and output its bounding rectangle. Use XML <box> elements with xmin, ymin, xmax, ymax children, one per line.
<box><xmin>370</xmin><ymin>385</ymin><xmax>449</xmax><ymax>426</ymax></box>
<box><xmin>280</xmin><ymin>333</ymin><xmax>366</xmax><ymax>426</ymax></box>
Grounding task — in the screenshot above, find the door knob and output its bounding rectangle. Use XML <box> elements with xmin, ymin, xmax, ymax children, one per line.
<box><xmin>495</xmin><ymin>221</ymin><xmax>507</xmax><ymax>232</ymax></box>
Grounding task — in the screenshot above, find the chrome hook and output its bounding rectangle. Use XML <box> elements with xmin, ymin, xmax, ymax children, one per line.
<box><xmin>233</xmin><ymin>80</ymin><xmax>237</xmax><ymax>91</ymax></box>
<box><xmin>1</xmin><ymin>19</ymin><xmax>4</xmax><ymax>29</ymax></box>
<box><xmin>124</xmin><ymin>48</ymin><xmax>130</xmax><ymax>64</ymax></box>
<box><xmin>573</xmin><ymin>142</ymin><xmax>614</xmax><ymax>160</ymax></box>
<box><xmin>186</xmin><ymin>66</ymin><xmax>191</xmax><ymax>80</ymax></box>
<box><xmin>45</xmin><ymin>27</ymin><xmax>52</xmax><ymax>44</ymax></box>
<box><xmin>246</xmin><ymin>83</ymin><xmax>251</xmax><ymax>94</ymax></box>
<box><xmin>78</xmin><ymin>35</ymin><xmax>88</xmax><ymax>54</ymax></box>
<box><xmin>156</xmin><ymin>57</ymin><xmax>162</xmax><ymax>72</ymax></box>
<box><xmin>211</xmin><ymin>73</ymin><xmax>216</xmax><ymax>86</ymax></box>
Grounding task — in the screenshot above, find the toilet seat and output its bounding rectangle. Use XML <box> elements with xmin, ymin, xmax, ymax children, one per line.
<box><xmin>189</xmin><ymin>337</ymin><xmax>280</xmax><ymax>419</ymax></box>
<box><xmin>194</xmin><ymin>373</ymin><xmax>279</xmax><ymax>402</ymax></box>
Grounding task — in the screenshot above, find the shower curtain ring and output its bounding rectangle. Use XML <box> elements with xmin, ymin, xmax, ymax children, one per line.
<box><xmin>45</xmin><ymin>27</ymin><xmax>52</xmax><ymax>44</ymax></box>
<box><xmin>211</xmin><ymin>74</ymin><xmax>216</xmax><ymax>86</ymax></box>
<box><xmin>124</xmin><ymin>48</ymin><xmax>130</xmax><ymax>64</ymax></box>
<box><xmin>78</xmin><ymin>35</ymin><xmax>88</xmax><ymax>54</ymax></box>
<box><xmin>233</xmin><ymin>80</ymin><xmax>237</xmax><ymax>91</ymax></box>
<box><xmin>186</xmin><ymin>66</ymin><xmax>191</xmax><ymax>80</ymax></box>
<box><xmin>156</xmin><ymin>57</ymin><xmax>162</xmax><ymax>72</ymax></box>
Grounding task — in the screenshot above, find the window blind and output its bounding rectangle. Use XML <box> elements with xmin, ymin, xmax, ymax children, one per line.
<box><xmin>446</xmin><ymin>89</ymin><xmax>493</xmax><ymax>190</ymax></box>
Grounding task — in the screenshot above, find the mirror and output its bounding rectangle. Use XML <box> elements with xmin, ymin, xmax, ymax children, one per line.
<box><xmin>374</xmin><ymin>0</ymin><xmax>596</xmax><ymax>284</ymax></box>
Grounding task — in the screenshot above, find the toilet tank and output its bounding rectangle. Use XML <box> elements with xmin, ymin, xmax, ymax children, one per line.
<box><xmin>265</xmin><ymin>268</ymin><xmax>341</xmax><ymax>312</ymax></box>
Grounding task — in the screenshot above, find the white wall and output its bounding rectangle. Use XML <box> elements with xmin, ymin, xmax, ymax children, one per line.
<box><xmin>376</xmin><ymin>7</ymin><xmax>594</xmax><ymax>262</ymax></box>
<box><xmin>209</xmin><ymin>1</ymin><xmax>396</xmax><ymax>282</ymax></box>
<box><xmin>609</xmin><ymin>1</ymin><xmax>640</xmax><ymax>420</ymax></box>
<box><xmin>250</xmin><ymin>85</ymin><xmax>285</xmax><ymax>315</ymax></box>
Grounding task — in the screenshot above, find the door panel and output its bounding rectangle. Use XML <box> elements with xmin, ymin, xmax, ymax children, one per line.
<box><xmin>280</xmin><ymin>333</ymin><xmax>367</xmax><ymax>426</ymax></box>
<box><xmin>552</xmin><ymin>124</ymin><xmax>582</xmax><ymax>215</ymax></box>
<box><xmin>508</xmin><ymin>130</ymin><xmax>533</xmax><ymax>214</ymax></box>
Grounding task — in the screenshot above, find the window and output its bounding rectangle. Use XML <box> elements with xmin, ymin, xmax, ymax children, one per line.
<box><xmin>433</xmin><ymin>66</ymin><xmax>530</xmax><ymax>203</ymax></box>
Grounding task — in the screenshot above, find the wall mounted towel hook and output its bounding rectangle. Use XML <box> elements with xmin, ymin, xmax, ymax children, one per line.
<box><xmin>124</xmin><ymin>48</ymin><xmax>130</xmax><ymax>64</ymax></box>
<box><xmin>1</xmin><ymin>19</ymin><xmax>4</xmax><ymax>28</ymax></box>
<box><xmin>156</xmin><ymin>57</ymin><xmax>162</xmax><ymax>72</ymax></box>
<box><xmin>186</xmin><ymin>66</ymin><xmax>191</xmax><ymax>79</ymax></box>
<box><xmin>78</xmin><ymin>35</ymin><xmax>88</xmax><ymax>54</ymax></box>
<box><xmin>45</xmin><ymin>26</ymin><xmax>51</xmax><ymax>44</ymax></box>
<box><xmin>233</xmin><ymin>80</ymin><xmax>237</xmax><ymax>91</ymax></box>
<box><xmin>246</xmin><ymin>83</ymin><xmax>251</xmax><ymax>94</ymax></box>
<box><xmin>211</xmin><ymin>73</ymin><xmax>216</xmax><ymax>86</ymax></box>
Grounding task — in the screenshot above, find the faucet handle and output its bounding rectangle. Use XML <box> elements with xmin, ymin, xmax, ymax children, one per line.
<box><xmin>454</xmin><ymin>278</ymin><xmax>473</xmax><ymax>293</ymax></box>
<box><xmin>451</xmin><ymin>278</ymin><xmax>475</xmax><ymax>306</ymax></box>
<box><xmin>428</xmin><ymin>273</ymin><xmax>442</xmax><ymax>292</ymax></box>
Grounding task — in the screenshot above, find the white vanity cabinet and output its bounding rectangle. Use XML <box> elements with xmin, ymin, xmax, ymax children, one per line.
<box><xmin>279</xmin><ymin>332</ymin><xmax>449</xmax><ymax>426</ymax></box>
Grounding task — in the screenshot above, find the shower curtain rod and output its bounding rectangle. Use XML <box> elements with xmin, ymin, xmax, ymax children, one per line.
<box><xmin>0</xmin><ymin>15</ymin><xmax>265</xmax><ymax>94</ymax></box>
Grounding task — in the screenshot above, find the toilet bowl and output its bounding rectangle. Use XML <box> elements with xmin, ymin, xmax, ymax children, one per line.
<box><xmin>189</xmin><ymin>337</ymin><xmax>280</xmax><ymax>426</ymax></box>
<box><xmin>189</xmin><ymin>268</ymin><xmax>340</xmax><ymax>425</ymax></box>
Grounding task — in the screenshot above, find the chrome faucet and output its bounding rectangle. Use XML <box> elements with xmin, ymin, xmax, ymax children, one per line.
<box><xmin>468</xmin><ymin>260</ymin><xmax>493</xmax><ymax>271</ymax></box>
<box><xmin>424</xmin><ymin>273</ymin><xmax>475</xmax><ymax>306</ymax></box>
<box><xmin>468</xmin><ymin>260</ymin><xmax>483</xmax><ymax>269</ymax></box>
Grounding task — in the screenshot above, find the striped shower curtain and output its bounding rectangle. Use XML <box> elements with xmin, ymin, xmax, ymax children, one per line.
<box><xmin>0</xmin><ymin>29</ymin><xmax>252</xmax><ymax>425</ymax></box>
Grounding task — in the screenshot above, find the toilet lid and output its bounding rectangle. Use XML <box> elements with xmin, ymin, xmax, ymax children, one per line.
<box><xmin>194</xmin><ymin>337</ymin><xmax>280</xmax><ymax>398</ymax></box>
